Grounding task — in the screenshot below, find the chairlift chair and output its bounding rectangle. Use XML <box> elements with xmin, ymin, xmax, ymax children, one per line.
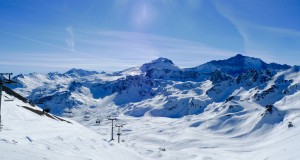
<box><xmin>66</xmin><ymin>111</ymin><xmax>74</xmax><ymax>118</ymax></box>
<box><xmin>96</xmin><ymin>117</ymin><xmax>101</xmax><ymax>124</ymax></box>
<box><xmin>67</xmin><ymin>113</ymin><xmax>74</xmax><ymax>118</ymax></box>
<box><xmin>64</xmin><ymin>110</ymin><xmax>72</xmax><ymax>114</ymax></box>
<box><xmin>64</xmin><ymin>108</ymin><xmax>74</xmax><ymax>118</ymax></box>
<box><xmin>84</xmin><ymin>115</ymin><xmax>90</xmax><ymax>121</ymax></box>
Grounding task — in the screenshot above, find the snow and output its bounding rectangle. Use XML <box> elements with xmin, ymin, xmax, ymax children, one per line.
<box><xmin>243</xmin><ymin>56</ymin><xmax>263</xmax><ymax>69</ymax></box>
<box><xmin>3</xmin><ymin>54</ymin><xmax>300</xmax><ymax>160</ymax></box>
<box><xmin>140</xmin><ymin>57</ymin><xmax>181</xmax><ymax>72</ymax></box>
<box><xmin>0</xmin><ymin>91</ymin><xmax>148</xmax><ymax>160</ymax></box>
<box><xmin>51</xmin><ymin>85</ymin><xmax>300</xmax><ymax>160</ymax></box>
<box><xmin>119</xmin><ymin>67</ymin><xmax>143</xmax><ymax>76</ymax></box>
<box><xmin>190</xmin><ymin>54</ymin><xmax>290</xmax><ymax>76</ymax></box>
<box><xmin>90</xmin><ymin>106</ymin><xmax>300</xmax><ymax>160</ymax></box>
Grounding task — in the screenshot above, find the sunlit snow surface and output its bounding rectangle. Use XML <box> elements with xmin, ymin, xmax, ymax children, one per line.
<box><xmin>0</xmin><ymin>91</ymin><xmax>148</xmax><ymax>160</ymax></box>
<box><xmin>79</xmin><ymin>97</ymin><xmax>300</xmax><ymax>160</ymax></box>
<box><xmin>4</xmin><ymin>56</ymin><xmax>300</xmax><ymax>159</ymax></box>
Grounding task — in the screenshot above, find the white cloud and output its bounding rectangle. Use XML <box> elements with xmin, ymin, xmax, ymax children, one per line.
<box><xmin>75</xmin><ymin>30</ymin><xmax>236</xmax><ymax>68</ymax></box>
<box><xmin>66</xmin><ymin>25</ymin><xmax>75</xmax><ymax>51</ymax></box>
<box><xmin>0</xmin><ymin>30</ymin><xmax>91</xmax><ymax>57</ymax></box>
<box><xmin>0</xmin><ymin>29</ymin><xmax>237</xmax><ymax>73</ymax></box>
<box><xmin>212</xmin><ymin>1</ymin><xmax>300</xmax><ymax>65</ymax></box>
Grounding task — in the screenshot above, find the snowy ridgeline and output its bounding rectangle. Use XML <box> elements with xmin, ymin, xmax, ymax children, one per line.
<box><xmin>0</xmin><ymin>91</ymin><xmax>147</xmax><ymax>160</ymax></box>
<box><xmin>3</xmin><ymin>54</ymin><xmax>300</xmax><ymax>159</ymax></box>
<box><xmin>8</xmin><ymin>54</ymin><xmax>300</xmax><ymax>119</ymax></box>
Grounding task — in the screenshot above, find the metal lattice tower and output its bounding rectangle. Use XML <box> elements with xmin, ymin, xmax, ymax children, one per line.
<box><xmin>115</xmin><ymin>124</ymin><xmax>124</xmax><ymax>143</ymax></box>
<box><xmin>107</xmin><ymin>117</ymin><xmax>117</xmax><ymax>141</ymax></box>
<box><xmin>0</xmin><ymin>73</ymin><xmax>16</xmax><ymax>130</ymax></box>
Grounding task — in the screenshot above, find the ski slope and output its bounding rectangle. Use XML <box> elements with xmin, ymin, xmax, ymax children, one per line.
<box><xmin>0</xmin><ymin>91</ymin><xmax>148</xmax><ymax>160</ymax></box>
<box><xmin>2</xmin><ymin>94</ymin><xmax>295</xmax><ymax>160</ymax></box>
<box><xmin>81</xmin><ymin>98</ymin><xmax>300</xmax><ymax>160</ymax></box>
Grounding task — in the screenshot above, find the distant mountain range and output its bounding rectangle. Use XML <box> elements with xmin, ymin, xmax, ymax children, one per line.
<box><xmin>188</xmin><ymin>54</ymin><xmax>291</xmax><ymax>75</ymax></box>
<box><xmin>4</xmin><ymin>53</ymin><xmax>300</xmax><ymax>151</ymax></box>
<box><xmin>6</xmin><ymin>54</ymin><xmax>297</xmax><ymax>118</ymax></box>
<box><xmin>3</xmin><ymin>54</ymin><xmax>300</xmax><ymax>160</ymax></box>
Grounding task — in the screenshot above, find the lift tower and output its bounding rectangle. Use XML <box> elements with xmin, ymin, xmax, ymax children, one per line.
<box><xmin>107</xmin><ymin>117</ymin><xmax>117</xmax><ymax>141</ymax></box>
<box><xmin>0</xmin><ymin>73</ymin><xmax>16</xmax><ymax>130</ymax></box>
<box><xmin>115</xmin><ymin>124</ymin><xmax>124</xmax><ymax>143</ymax></box>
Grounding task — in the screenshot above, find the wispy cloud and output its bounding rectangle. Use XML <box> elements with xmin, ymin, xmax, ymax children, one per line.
<box><xmin>0</xmin><ymin>30</ymin><xmax>72</xmax><ymax>52</ymax></box>
<box><xmin>80</xmin><ymin>2</ymin><xmax>97</xmax><ymax>17</ymax></box>
<box><xmin>0</xmin><ymin>29</ymin><xmax>237</xmax><ymax>73</ymax></box>
<box><xmin>75</xmin><ymin>30</ymin><xmax>236</xmax><ymax>68</ymax></box>
<box><xmin>0</xmin><ymin>29</ymin><xmax>93</xmax><ymax>58</ymax></box>
<box><xmin>0</xmin><ymin>52</ymin><xmax>139</xmax><ymax>74</ymax></box>
<box><xmin>212</xmin><ymin>1</ymin><xmax>300</xmax><ymax>65</ymax></box>
<box><xmin>248</xmin><ymin>24</ymin><xmax>300</xmax><ymax>37</ymax></box>
<box><xmin>66</xmin><ymin>25</ymin><xmax>75</xmax><ymax>51</ymax></box>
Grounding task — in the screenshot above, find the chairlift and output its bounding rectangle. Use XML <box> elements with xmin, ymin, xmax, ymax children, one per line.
<box><xmin>84</xmin><ymin>115</ymin><xmax>90</xmax><ymax>121</ymax></box>
<box><xmin>64</xmin><ymin>110</ymin><xmax>72</xmax><ymax>114</ymax></box>
<box><xmin>66</xmin><ymin>111</ymin><xmax>74</xmax><ymax>118</ymax></box>
<box><xmin>96</xmin><ymin>116</ymin><xmax>101</xmax><ymax>124</ymax></box>
<box><xmin>84</xmin><ymin>110</ymin><xmax>91</xmax><ymax>115</ymax></box>
<box><xmin>159</xmin><ymin>147</ymin><xmax>166</xmax><ymax>151</ymax></box>
<box><xmin>64</xmin><ymin>108</ymin><xmax>74</xmax><ymax>118</ymax></box>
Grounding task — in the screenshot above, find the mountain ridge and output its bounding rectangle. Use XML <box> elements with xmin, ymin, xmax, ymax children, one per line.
<box><xmin>3</xmin><ymin>54</ymin><xmax>300</xmax><ymax>159</ymax></box>
<box><xmin>10</xmin><ymin>54</ymin><xmax>292</xmax><ymax>80</ymax></box>
<box><xmin>7</xmin><ymin>54</ymin><xmax>298</xmax><ymax>117</ymax></box>
<box><xmin>187</xmin><ymin>54</ymin><xmax>291</xmax><ymax>75</ymax></box>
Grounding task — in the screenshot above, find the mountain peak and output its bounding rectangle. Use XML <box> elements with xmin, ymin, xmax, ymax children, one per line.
<box><xmin>226</xmin><ymin>54</ymin><xmax>262</xmax><ymax>62</ymax></box>
<box><xmin>190</xmin><ymin>54</ymin><xmax>291</xmax><ymax>75</ymax></box>
<box><xmin>233</xmin><ymin>54</ymin><xmax>244</xmax><ymax>58</ymax></box>
<box><xmin>66</xmin><ymin>68</ymin><xmax>83</xmax><ymax>73</ymax></box>
<box><xmin>141</xmin><ymin>57</ymin><xmax>180</xmax><ymax>72</ymax></box>
<box><xmin>150</xmin><ymin>57</ymin><xmax>174</xmax><ymax>65</ymax></box>
<box><xmin>65</xmin><ymin>68</ymin><xmax>98</xmax><ymax>77</ymax></box>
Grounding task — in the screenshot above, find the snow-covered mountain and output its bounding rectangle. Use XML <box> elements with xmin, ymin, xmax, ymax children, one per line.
<box><xmin>0</xmin><ymin>88</ymin><xmax>147</xmax><ymax>160</ymax></box>
<box><xmin>9</xmin><ymin>54</ymin><xmax>295</xmax><ymax>118</ymax></box>
<box><xmin>65</xmin><ymin>68</ymin><xmax>100</xmax><ymax>78</ymax></box>
<box><xmin>5</xmin><ymin>54</ymin><xmax>300</xmax><ymax>159</ymax></box>
<box><xmin>140</xmin><ymin>57</ymin><xmax>181</xmax><ymax>72</ymax></box>
<box><xmin>188</xmin><ymin>54</ymin><xmax>291</xmax><ymax>76</ymax></box>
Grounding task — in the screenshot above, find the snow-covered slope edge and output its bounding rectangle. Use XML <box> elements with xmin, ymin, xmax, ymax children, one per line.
<box><xmin>92</xmin><ymin>99</ymin><xmax>300</xmax><ymax>160</ymax></box>
<box><xmin>0</xmin><ymin>90</ymin><xmax>148</xmax><ymax>160</ymax></box>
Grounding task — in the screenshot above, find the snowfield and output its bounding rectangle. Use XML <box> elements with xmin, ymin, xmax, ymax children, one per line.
<box><xmin>83</xmin><ymin>98</ymin><xmax>300</xmax><ymax>160</ymax></box>
<box><xmin>3</xmin><ymin>54</ymin><xmax>300</xmax><ymax>159</ymax></box>
<box><xmin>0</xmin><ymin>91</ymin><xmax>148</xmax><ymax>160</ymax></box>
<box><xmin>2</xmin><ymin>90</ymin><xmax>300</xmax><ymax>160</ymax></box>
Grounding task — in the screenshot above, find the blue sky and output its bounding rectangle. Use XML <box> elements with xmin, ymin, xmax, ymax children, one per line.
<box><xmin>0</xmin><ymin>0</ymin><xmax>300</xmax><ymax>74</ymax></box>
